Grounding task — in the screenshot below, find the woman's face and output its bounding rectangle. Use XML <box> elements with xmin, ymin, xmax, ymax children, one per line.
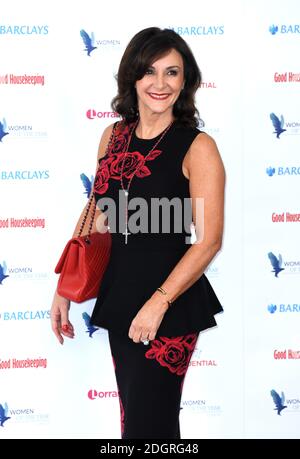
<box><xmin>135</xmin><ymin>48</ymin><xmax>184</xmax><ymax>118</ymax></box>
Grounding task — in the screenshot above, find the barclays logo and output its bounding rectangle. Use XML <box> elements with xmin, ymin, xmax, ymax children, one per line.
<box><xmin>167</xmin><ymin>26</ymin><xmax>224</xmax><ymax>36</ymax></box>
<box><xmin>0</xmin><ymin>118</ymin><xmax>9</xmax><ymax>142</ymax></box>
<box><xmin>0</xmin><ymin>170</ymin><xmax>49</xmax><ymax>180</ymax></box>
<box><xmin>82</xmin><ymin>312</ymin><xmax>98</xmax><ymax>337</ymax></box>
<box><xmin>0</xmin><ymin>25</ymin><xmax>48</xmax><ymax>35</ymax></box>
<box><xmin>268</xmin><ymin>303</ymin><xmax>300</xmax><ymax>313</ymax></box>
<box><xmin>266</xmin><ymin>167</ymin><xmax>276</xmax><ymax>176</ymax></box>
<box><xmin>271</xmin><ymin>389</ymin><xmax>287</xmax><ymax>415</ymax></box>
<box><xmin>80</xmin><ymin>173</ymin><xmax>94</xmax><ymax>199</ymax></box>
<box><xmin>0</xmin><ymin>310</ymin><xmax>50</xmax><ymax>321</ymax></box>
<box><xmin>268</xmin><ymin>304</ymin><xmax>277</xmax><ymax>314</ymax></box>
<box><xmin>269</xmin><ymin>25</ymin><xmax>279</xmax><ymax>35</ymax></box>
<box><xmin>269</xmin><ymin>24</ymin><xmax>300</xmax><ymax>35</ymax></box>
<box><xmin>269</xmin><ymin>24</ymin><xmax>278</xmax><ymax>35</ymax></box>
<box><xmin>266</xmin><ymin>166</ymin><xmax>300</xmax><ymax>176</ymax></box>
<box><xmin>0</xmin><ymin>402</ymin><xmax>11</xmax><ymax>426</ymax></box>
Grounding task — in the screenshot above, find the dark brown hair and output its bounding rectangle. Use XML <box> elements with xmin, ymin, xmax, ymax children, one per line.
<box><xmin>111</xmin><ymin>27</ymin><xmax>201</xmax><ymax>128</ymax></box>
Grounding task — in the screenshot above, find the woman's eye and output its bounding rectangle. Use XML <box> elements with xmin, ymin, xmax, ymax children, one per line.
<box><xmin>145</xmin><ymin>68</ymin><xmax>154</xmax><ymax>75</ymax></box>
<box><xmin>168</xmin><ymin>69</ymin><xmax>178</xmax><ymax>76</ymax></box>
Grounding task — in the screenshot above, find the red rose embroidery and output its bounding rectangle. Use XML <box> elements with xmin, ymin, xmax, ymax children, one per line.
<box><xmin>109</xmin><ymin>134</ymin><xmax>127</xmax><ymax>155</ymax></box>
<box><xmin>145</xmin><ymin>334</ymin><xmax>198</xmax><ymax>376</ymax></box>
<box><xmin>114</xmin><ymin>122</ymin><xmax>130</xmax><ymax>138</ymax></box>
<box><xmin>110</xmin><ymin>151</ymin><xmax>146</xmax><ymax>179</ymax></box>
<box><xmin>94</xmin><ymin>158</ymin><xmax>111</xmax><ymax>194</ymax></box>
<box><xmin>93</xmin><ymin>121</ymin><xmax>164</xmax><ymax>195</ymax></box>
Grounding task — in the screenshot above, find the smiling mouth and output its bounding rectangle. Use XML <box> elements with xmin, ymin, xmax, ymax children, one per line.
<box><xmin>148</xmin><ymin>93</ymin><xmax>170</xmax><ymax>100</ymax></box>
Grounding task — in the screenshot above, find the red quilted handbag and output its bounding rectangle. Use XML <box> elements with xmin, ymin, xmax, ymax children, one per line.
<box><xmin>54</xmin><ymin>124</ymin><xmax>117</xmax><ymax>303</ymax></box>
<box><xmin>54</xmin><ymin>228</ymin><xmax>111</xmax><ymax>303</ymax></box>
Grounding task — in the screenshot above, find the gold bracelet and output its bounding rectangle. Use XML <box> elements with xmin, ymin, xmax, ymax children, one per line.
<box><xmin>156</xmin><ymin>287</ymin><xmax>173</xmax><ymax>307</ymax></box>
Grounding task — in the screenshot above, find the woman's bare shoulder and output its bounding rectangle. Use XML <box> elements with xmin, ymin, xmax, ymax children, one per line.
<box><xmin>185</xmin><ymin>131</ymin><xmax>224</xmax><ymax>180</ymax></box>
<box><xmin>192</xmin><ymin>131</ymin><xmax>218</xmax><ymax>153</ymax></box>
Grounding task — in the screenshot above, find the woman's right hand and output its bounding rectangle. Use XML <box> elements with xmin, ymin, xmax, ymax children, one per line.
<box><xmin>50</xmin><ymin>290</ymin><xmax>74</xmax><ymax>344</ymax></box>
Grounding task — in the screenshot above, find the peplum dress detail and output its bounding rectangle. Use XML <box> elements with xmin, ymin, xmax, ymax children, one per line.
<box><xmin>90</xmin><ymin>121</ymin><xmax>223</xmax><ymax>336</ymax></box>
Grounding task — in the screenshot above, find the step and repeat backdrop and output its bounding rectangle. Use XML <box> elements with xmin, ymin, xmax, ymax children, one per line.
<box><xmin>0</xmin><ymin>0</ymin><xmax>299</xmax><ymax>439</ymax></box>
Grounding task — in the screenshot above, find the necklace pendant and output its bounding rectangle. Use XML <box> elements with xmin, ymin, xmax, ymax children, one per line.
<box><xmin>124</xmin><ymin>190</ymin><xmax>129</xmax><ymax>196</ymax></box>
<box><xmin>122</xmin><ymin>227</ymin><xmax>131</xmax><ymax>244</ymax></box>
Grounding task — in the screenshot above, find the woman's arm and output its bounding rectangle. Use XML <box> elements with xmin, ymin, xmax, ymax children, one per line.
<box><xmin>128</xmin><ymin>132</ymin><xmax>225</xmax><ymax>343</ymax></box>
<box><xmin>50</xmin><ymin>123</ymin><xmax>115</xmax><ymax>344</ymax></box>
<box><xmin>153</xmin><ymin>132</ymin><xmax>225</xmax><ymax>303</ymax></box>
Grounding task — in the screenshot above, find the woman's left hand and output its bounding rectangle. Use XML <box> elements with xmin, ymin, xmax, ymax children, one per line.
<box><xmin>128</xmin><ymin>293</ymin><xmax>169</xmax><ymax>343</ymax></box>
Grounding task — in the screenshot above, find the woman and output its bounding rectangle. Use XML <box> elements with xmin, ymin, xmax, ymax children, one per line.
<box><xmin>51</xmin><ymin>27</ymin><xmax>225</xmax><ymax>439</ymax></box>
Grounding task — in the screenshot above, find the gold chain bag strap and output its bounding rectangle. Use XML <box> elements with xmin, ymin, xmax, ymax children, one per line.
<box><xmin>54</xmin><ymin>123</ymin><xmax>117</xmax><ymax>302</ymax></box>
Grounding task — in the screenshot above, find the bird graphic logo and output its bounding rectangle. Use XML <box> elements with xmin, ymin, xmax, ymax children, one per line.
<box><xmin>80</xmin><ymin>173</ymin><xmax>94</xmax><ymax>198</ymax></box>
<box><xmin>266</xmin><ymin>167</ymin><xmax>276</xmax><ymax>177</ymax></box>
<box><xmin>0</xmin><ymin>261</ymin><xmax>9</xmax><ymax>285</ymax></box>
<box><xmin>269</xmin><ymin>25</ymin><xmax>279</xmax><ymax>35</ymax></box>
<box><xmin>0</xmin><ymin>118</ymin><xmax>9</xmax><ymax>143</ymax></box>
<box><xmin>270</xmin><ymin>390</ymin><xmax>287</xmax><ymax>415</ymax></box>
<box><xmin>270</xmin><ymin>113</ymin><xmax>287</xmax><ymax>139</ymax></box>
<box><xmin>82</xmin><ymin>312</ymin><xmax>98</xmax><ymax>338</ymax></box>
<box><xmin>268</xmin><ymin>252</ymin><xmax>285</xmax><ymax>277</ymax></box>
<box><xmin>0</xmin><ymin>403</ymin><xmax>11</xmax><ymax>427</ymax></box>
<box><xmin>268</xmin><ymin>304</ymin><xmax>277</xmax><ymax>314</ymax></box>
<box><xmin>80</xmin><ymin>29</ymin><xmax>97</xmax><ymax>56</ymax></box>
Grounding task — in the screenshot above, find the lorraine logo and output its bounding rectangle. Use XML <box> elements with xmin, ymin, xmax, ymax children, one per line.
<box><xmin>269</xmin><ymin>25</ymin><xmax>279</xmax><ymax>35</ymax></box>
<box><xmin>80</xmin><ymin>173</ymin><xmax>94</xmax><ymax>198</ymax></box>
<box><xmin>268</xmin><ymin>304</ymin><xmax>277</xmax><ymax>314</ymax></box>
<box><xmin>80</xmin><ymin>29</ymin><xmax>97</xmax><ymax>56</ymax></box>
<box><xmin>270</xmin><ymin>389</ymin><xmax>287</xmax><ymax>415</ymax></box>
<box><xmin>270</xmin><ymin>113</ymin><xmax>287</xmax><ymax>139</ymax></box>
<box><xmin>82</xmin><ymin>312</ymin><xmax>98</xmax><ymax>338</ymax></box>
<box><xmin>266</xmin><ymin>166</ymin><xmax>276</xmax><ymax>177</ymax></box>
<box><xmin>0</xmin><ymin>118</ymin><xmax>9</xmax><ymax>142</ymax></box>
<box><xmin>268</xmin><ymin>252</ymin><xmax>285</xmax><ymax>277</ymax></box>
<box><xmin>0</xmin><ymin>402</ymin><xmax>11</xmax><ymax>426</ymax></box>
<box><xmin>0</xmin><ymin>261</ymin><xmax>9</xmax><ymax>284</ymax></box>
<box><xmin>86</xmin><ymin>109</ymin><xmax>119</xmax><ymax>120</ymax></box>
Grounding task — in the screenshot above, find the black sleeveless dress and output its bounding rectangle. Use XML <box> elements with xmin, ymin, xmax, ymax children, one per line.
<box><xmin>90</xmin><ymin>121</ymin><xmax>223</xmax><ymax>336</ymax></box>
